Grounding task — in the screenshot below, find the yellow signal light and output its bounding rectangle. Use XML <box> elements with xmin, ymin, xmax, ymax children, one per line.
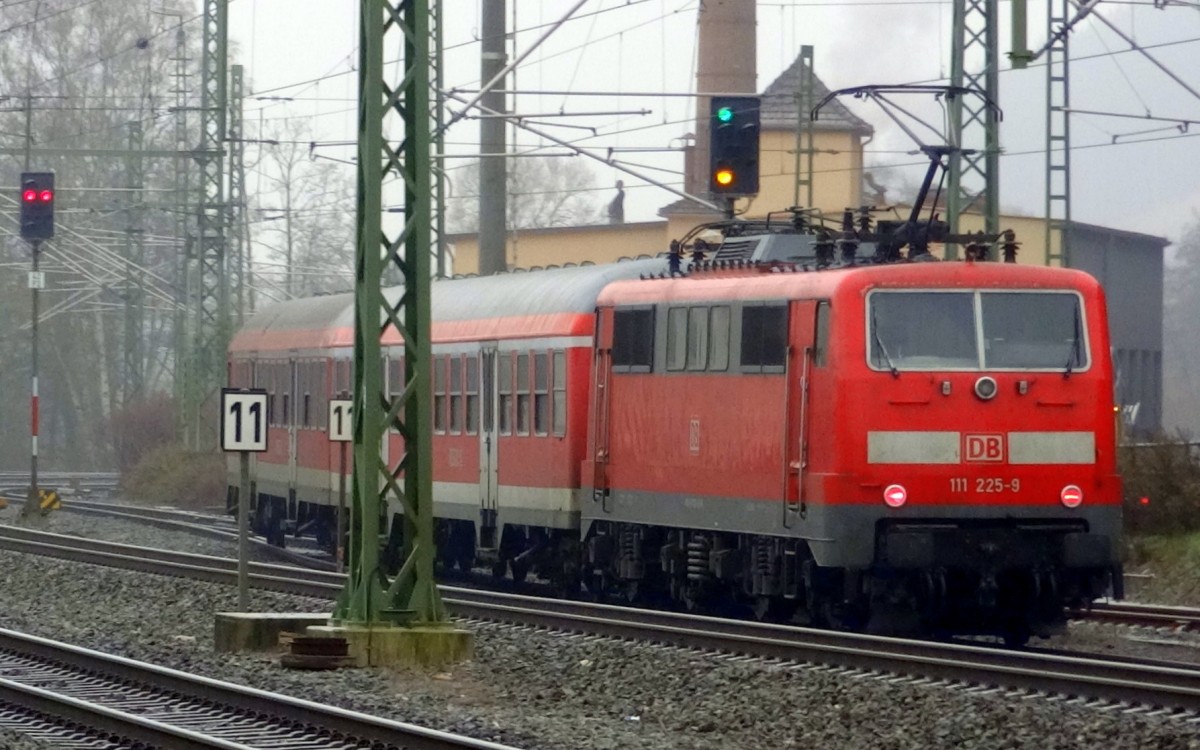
<box><xmin>715</xmin><ymin>168</ymin><xmax>735</xmax><ymax>187</ymax></box>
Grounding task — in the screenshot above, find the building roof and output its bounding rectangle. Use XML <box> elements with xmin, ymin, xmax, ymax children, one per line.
<box><xmin>760</xmin><ymin>55</ymin><xmax>874</xmax><ymax>135</ymax></box>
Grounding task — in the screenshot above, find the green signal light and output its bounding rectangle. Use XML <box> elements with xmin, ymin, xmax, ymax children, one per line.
<box><xmin>716</xmin><ymin>106</ymin><xmax>734</xmax><ymax>123</ymax></box>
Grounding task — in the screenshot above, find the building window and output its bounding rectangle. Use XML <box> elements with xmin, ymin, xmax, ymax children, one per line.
<box><xmin>612</xmin><ymin>308</ymin><xmax>654</xmax><ymax>370</ymax></box>
<box><xmin>553</xmin><ymin>350</ymin><xmax>566</xmax><ymax>436</ymax></box>
<box><xmin>433</xmin><ymin>356</ymin><xmax>447</xmax><ymax>434</ymax></box>
<box><xmin>499</xmin><ymin>353</ymin><xmax>513</xmax><ymax>435</ymax></box>
<box><xmin>740</xmin><ymin>305</ymin><xmax>788</xmax><ymax>371</ymax></box>
<box><xmin>534</xmin><ymin>352</ymin><xmax>549</xmax><ymax>435</ymax></box>
<box><xmin>516</xmin><ymin>353</ymin><xmax>531</xmax><ymax>435</ymax></box>
<box><xmin>449</xmin><ymin>356</ymin><xmax>463</xmax><ymax>434</ymax></box>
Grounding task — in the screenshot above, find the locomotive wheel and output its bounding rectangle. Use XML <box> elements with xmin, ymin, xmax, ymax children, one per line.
<box><xmin>623</xmin><ymin>580</ymin><xmax>640</xmax><ymax>603</ymax></box>
<box><xmin>455</xmin><ymin>552</ymin><xmax>475</xmax><ymax>573</ymax></box>
<box><xmin>1003</xmin><ymin>628</ymin><xmax>1031</xmax><ymax>648</ymax></box>
<box><xmin>510</xmin><ymin>558</ymin><xmax>531</xmax><ymax>583</ymax></box>
<box><xmin>753</xmin><ymin>592</ymin><xmax>772</xmax><ymax>619</ymax></box>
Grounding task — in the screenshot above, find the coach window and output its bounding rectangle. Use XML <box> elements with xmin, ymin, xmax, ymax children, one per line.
<box><xmin>686</xmin><ymin>307</ymin><xmax>709</xmax><ymax>371</ymax></box>
<box><xmin>449</xmin><ymin>356</ymin><xmax>463</xmax><ymax>434</ymax></box>
<box><xmin>552</xmin><ymin>351</ymin><xmax>566</xmax><ymax>436</ymax></box>
<box><xmin>740</xmin><ymin>304</ymin><xmax>788</xmax><ymax>372</ymax></box>
<box><xmin>305</xmin><ymin>362</ymin><xmax>315</xmax><ymax>428</ymax></box>
<box><xmin>302</xmin><ymin>365</ymin><xmax>311</xmax><ymax>428</ymax></box>
<box><xmin>266</xmin><ymin>364</ymin><xmax>276</xmax><ymax>425</ymax></box>
<box><xmin>516</xmin><ymin>353</ymin><xmax>531</xmax><ymax>435</ymax></box>
<box><xmin>534</xmin><ymin>353</ymin><xmax>549</xmax><ymax>435</ymax></box>
<box><xmin>433</xmin><ymin>356</ymin><xmax>447</xmax><ymax>434</ymax></box>
<box><xmin>708</xmin><ymin>306</ymin><xmax>730</xmax><ymax>371</ymax></box>
<box><xmin>612</xmin><ymin>307</ymin><xmax>654</xmax><ymax>372</ymax></box>
<box><xmin>466</xmin><ymin>356</ymin><xmax>480</xmax><ymax>435</ymax></box>
<box><xmin>814</xmin><ymin>301</ymin><xmax>831</xmax><ymax>367</ymax></box>
<box><xmin>666</xmin><ymin>308</ymin><xmax>687</xmax><ymax>371</ymax></box>
<box><xmin>499</xmin><ymin>353</ymin><xmax>513</xmax><ymax>435</ymax></box>
<box><xmin>388</xmin><ymin>356</ymin><xmax>403</xmax><ymax>399</ymax></box>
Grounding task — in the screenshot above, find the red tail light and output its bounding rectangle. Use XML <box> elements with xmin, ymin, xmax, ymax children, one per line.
<box><xmin>883</xmin><ymin>484</ymin><xmax>907</xmax><ymax>508</ymax></box>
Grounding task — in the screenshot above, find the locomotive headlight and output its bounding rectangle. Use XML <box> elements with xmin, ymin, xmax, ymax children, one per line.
<box><xmin>1060</xmin><ymin>484</ymin><xmax>1084</xmax><ymax>508</ymax></box>
<box><xmin>883</xmin><ymin>484</ymin><xmax>908</xmax><ymax>508</ymax></box>
<box><xmin>974</xmin><ymin>376</ymin><xmax>998</xmax><ymax>401</ymax></box>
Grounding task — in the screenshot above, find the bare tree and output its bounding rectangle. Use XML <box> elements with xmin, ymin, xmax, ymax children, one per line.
<box><xmin>0</xmin><ymin>0</ymin><xmax>195</xmax><ymax>469</ymax></box>
<box><xmin>252</xmin><ymin>119</ymin><xmax>355</xmax><ymax>298</ymax></box>
<box><xmin>446</xmin><ymin>155</ymin><xmax>604</xmax><ymax>233</ymax></box>
<box><xmin>1163</xmin><ymin>216</ymin><xmax>1200</xmax><ymax>435</ymax></box>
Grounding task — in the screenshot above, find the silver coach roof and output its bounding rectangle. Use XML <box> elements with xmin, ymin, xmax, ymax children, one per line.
<box><xmin>237</xmin><ymin>257</ymin><xmax>670</xmax><ymax>335</ymax></box>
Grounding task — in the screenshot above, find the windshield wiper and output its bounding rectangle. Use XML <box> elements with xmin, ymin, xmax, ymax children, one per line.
<box><xmin>1063</xmin><ymin>304</ymin><xmax>1082</xmax><ymax>378</ymax></box>
<box><xmin>871</xmin><ymin>309</ymin><xmax>900</xmax><ymax>378</ymax></box>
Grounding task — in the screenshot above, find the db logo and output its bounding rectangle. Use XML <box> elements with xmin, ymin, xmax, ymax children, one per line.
<box><xmin>965</xmin><ymin>434</ymin><xmax>1005</xmax><ymax>463</ymax></box>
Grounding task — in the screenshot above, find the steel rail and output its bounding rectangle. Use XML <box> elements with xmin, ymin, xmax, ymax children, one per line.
<box><xmin>1080</xmin><ymin>601</ymin><xmax>1200</xmax><ymax>631</ymax></box>
<box><xmin>4</xmin><ymin>526</ymin><xmax>1200</xmax><ymax>713</ymax></box>
<box><xmin>26</xmin><ymin>496</ymin><xmax>337</xmax><ymax>571</ymax></box>
<box><xmin>0</xmin><ymin>627</ymin><xmax>522</xmax><ymax>750</ymax></box>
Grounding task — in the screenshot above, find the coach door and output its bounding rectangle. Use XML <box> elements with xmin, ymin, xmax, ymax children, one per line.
<box><xmin>784</xmin><ymin>302</ymin><xmax>818</xmax><ymax>528</ymax></box>
<box><xmin>479</xmin><ymin>345</ymin><xmax>500</xmax><ymax>545</ymax></box>
<box><xmin>287</xmin><ymin>357</ymin><xmax>299</xmax><ymax>504</ymax></box>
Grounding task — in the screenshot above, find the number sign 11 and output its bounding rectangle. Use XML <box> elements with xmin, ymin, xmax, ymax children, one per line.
<box><xmin>221</xmin><ymin>389</ymin><xmax>269</xmax><ymax>452</ymax></box>
<box><xmin>328</xmin><ymin>399</ymin><xmax>353</xmax><ymax>442</ymax></box>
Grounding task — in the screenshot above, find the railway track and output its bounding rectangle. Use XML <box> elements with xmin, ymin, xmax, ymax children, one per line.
<box><xmin>3</xmin><ymin>495</ymin><xmax>336</xmax><ymax>571</ymax></box>
<box><xmin>33</xmin><ymin>496</ymin><xmax>1200</xmax><ymax>635</ymax></box>
<box><xmin>4</xmin><ymin>525</ymin><xmax>1200</xmax><ymax>714</ymax></box>
<box><xmin>0</xmin><ymin>626</ymin><xmax>520</xmax><ymax>750</ymax></box>
<box><xmin>1080</xmin><ymin>601</ymin><xmax>1200</xmax><ymax>631</ymax></box>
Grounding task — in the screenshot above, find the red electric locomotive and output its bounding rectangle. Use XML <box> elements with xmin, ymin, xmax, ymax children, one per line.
<box><xmin>228</xmin><ymin>225</ymin><xmax>1121</xmax><ymax>642</ymax></box>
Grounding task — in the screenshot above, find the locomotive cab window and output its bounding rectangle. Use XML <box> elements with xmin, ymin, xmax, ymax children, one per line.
<box><xmin>868</xmin><ymin>290</ymin><xmax>1089</xmax><ymax>372</ymax></box>
<box><xmin>982</xmin><ymin>293</ymin><xmax>1088</xmax><ymax>370</ymax></box>
<box><xmin>612</xmin><ymin>307</ymin><xmax>654</xmax><ymax>371</ymax></box>
<box><xmin>740</xmin><ymin>304</ymin><xmax>788</xmax><ymax>372</ymax></box>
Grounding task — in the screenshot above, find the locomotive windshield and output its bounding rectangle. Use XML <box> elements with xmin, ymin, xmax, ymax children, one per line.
<box><xmin>868</xmin><ymin>290</ymin><xmax>1087</xmax><ymax>372</ymax></box>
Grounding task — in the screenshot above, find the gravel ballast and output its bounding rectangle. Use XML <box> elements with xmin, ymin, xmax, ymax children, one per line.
<box><xmin>3</xmin><ymin>506</ymin><xmax>1200</xmax><ymax>749</ymax></box>
<box><xmin>0</xmin><ymin>729</ymin><xmax>57</xmax><ymax>750</ymax></box>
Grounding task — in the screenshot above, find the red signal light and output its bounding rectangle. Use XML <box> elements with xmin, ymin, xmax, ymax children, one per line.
<box><xmin>39</xmin><ymin>190</ymin><xmax>53</xmax><ymax>202</ymax></box>
<box><xmin>22</xmin><ymin>189</ymin><xmax>36</xmax><ymax>202</ymax></box>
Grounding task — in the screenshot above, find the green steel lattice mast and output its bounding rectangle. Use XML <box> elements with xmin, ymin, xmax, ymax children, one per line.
<box><xmin>335</xmin><ymin>0</ymin><xmax>446</xmax><ymax>626</ymax></box>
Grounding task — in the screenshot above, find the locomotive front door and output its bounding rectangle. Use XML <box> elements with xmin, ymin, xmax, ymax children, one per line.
<box><xmin>478</xmin><ymin>345</ymin><xmax>500</xmax><ymax>547</ymax></box>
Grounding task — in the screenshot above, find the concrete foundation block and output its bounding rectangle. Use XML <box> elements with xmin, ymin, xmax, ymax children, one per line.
<box><xmin>214</xmin><ymin>612</ymin><xmax>331</xmax><ymax>652</ymax></box>
<box><xmin>306</xmin><ymin>623</ymin><xmax>474</xmax><ymax>668</ymax></box>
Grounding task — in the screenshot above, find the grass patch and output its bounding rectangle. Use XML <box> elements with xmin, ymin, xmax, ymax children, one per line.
<box><xmin>1124</xmin><ymin>532</ymin><xmax>1200</xmax><ymax>605</ymax></box>
<box><xmin>121</xmin><ymin>444</ymin><xmax>226</xmax><ymax>510</ymax></box>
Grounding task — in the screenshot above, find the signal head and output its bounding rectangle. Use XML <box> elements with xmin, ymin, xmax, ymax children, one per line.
<box><xmin>18</xmin><ymin>171</ymin><xmax>55</xmax><ymax>241</ymax></box>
